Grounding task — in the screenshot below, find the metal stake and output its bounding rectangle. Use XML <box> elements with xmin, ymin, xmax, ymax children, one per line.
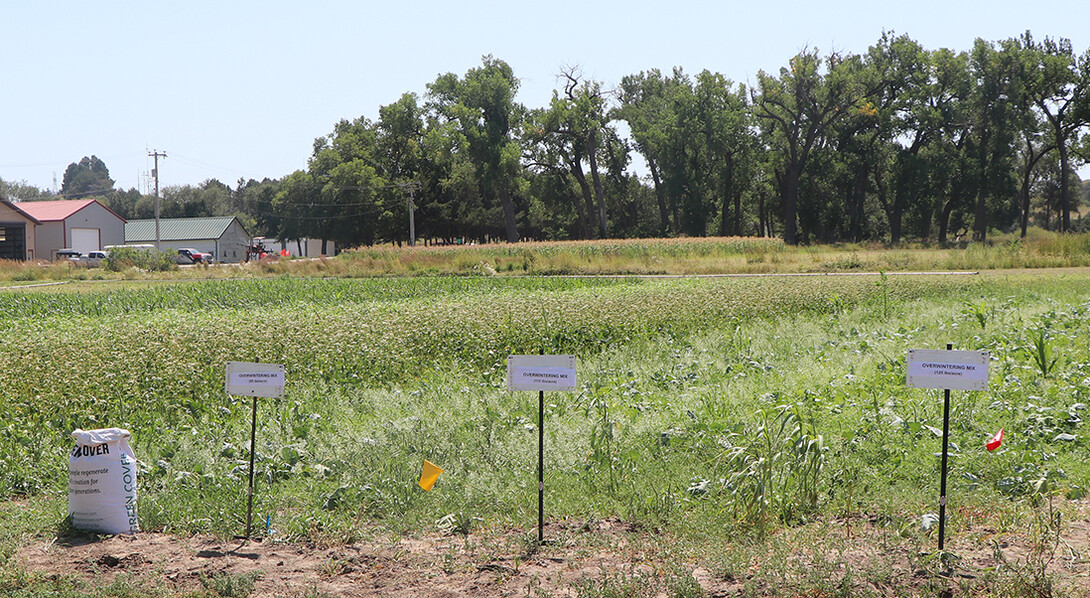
<box><xmin>245</xmin><ymin>395</ymin><xmax>258</xmax><ymax>538</ymax></box>
<box><xmin>538</xmin><ymin>388</ymin><xmax>544</xmax><ymax>545</ymax></box>
<box><xmin>938</xmin><ymin>343</ymin><xmax>952</xmax><ymax>550</ymax></box>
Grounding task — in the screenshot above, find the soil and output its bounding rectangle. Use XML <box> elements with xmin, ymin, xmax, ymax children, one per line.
<box><xmin>14</xmin><ymin>505</ymin><xmax>1090</xmax><ymax>597</ymax></box>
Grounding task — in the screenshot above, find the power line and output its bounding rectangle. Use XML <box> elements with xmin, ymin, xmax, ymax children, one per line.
<box><xmin>167</xmin><ymin>152</ymin><xmax>254</xmax><ymax>179</ymax></box>
<box><xmin>248</xmin><ymin>197</ymin><xmax>395</xmax><ymax>208</ymax></box>
<box><xmin>58</xmin><ymin>185</ymin><xmax>126</xmax><ymax>199</ymax></box>
<box><xmin>267</xmin><ymin>210</ymin><xmax>382</xmax><ymax>221</ymax></box>
<box><xmin>0</xmin><ymin>151</ymin><xmax>145</xmax><ymax>170</ymax></box>
<box><xmin>244</xmin><ymin>181</ymin><xmax>423</xmax><ymax>208</ymax></box>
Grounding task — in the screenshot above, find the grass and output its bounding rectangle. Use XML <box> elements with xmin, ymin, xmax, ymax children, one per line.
<box><xmin>0</xmin><ymin>269</ymin><xmax>1088</xmax><ymax>595</ymax></box>
<box><xmin>237</xmin><ymin>231</ymin><xmax>1090</xmax><ymax>276</ymax></box>
<box><xmin>5</xmin><ymin>230</ymin><xmax>1090</xmax><ymax>283</ymax></box>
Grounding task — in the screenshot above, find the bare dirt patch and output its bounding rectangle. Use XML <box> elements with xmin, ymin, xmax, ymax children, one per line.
<box><xmin>16</xmin><ymin>519</ymin><xmax>690</xmax><ymax>597</ymax></box>
<box><xmin>14</xmin><ymin>506</ymin><xmax>1090</xmax><ymax>597</ymax></box>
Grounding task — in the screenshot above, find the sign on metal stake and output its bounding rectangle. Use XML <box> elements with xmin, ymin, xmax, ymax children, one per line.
<box><xmin>507</xmin><ymin>354</ymin><xmax>576</xmax><ymax>545</ymax></box>
<box><xmin>226</xmin><ymin>361</ymin><xmax>285</xmax><ymax>539</ymax></box>
<box><xmin>907</xmin><ymin>346</ymin><xmax>989</xmax><ymax>551</ymax></box>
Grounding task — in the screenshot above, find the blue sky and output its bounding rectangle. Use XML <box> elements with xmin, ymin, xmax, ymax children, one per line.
<box><xmin>2</xmin><ymin>1</ymin><xmax>1087</xmax><ymax>194</ymax></box>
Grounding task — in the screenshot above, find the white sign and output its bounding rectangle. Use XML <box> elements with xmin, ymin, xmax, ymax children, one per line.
<box><xmin>226</xmin><ymin>361</ymin><xmax>286</xmax><ymax>398</ymax></box>
<box><xmin>907</xmin><ymin>349</ymin><xmax>990</xmax><ymax>391</ymax></box>
<box><xmin>507</xmin><ymin>355</ymin><xmax>577</xmax><ymax>391</ymax></box>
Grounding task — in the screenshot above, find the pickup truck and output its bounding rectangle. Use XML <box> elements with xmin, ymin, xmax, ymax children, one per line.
<box><xmin>55</xmin><ymin>249</ymin><xmax>109</xmax><ymax>267</ymax></box>
<box><xmin>82</xmin><ymin>250</ymin><xmax>109</xmax><ymax>267</ymax></box>
<box><xmin>176</xmin><ymin>248</ymin><xmax>213</xmax><ymax>264</ymax></box>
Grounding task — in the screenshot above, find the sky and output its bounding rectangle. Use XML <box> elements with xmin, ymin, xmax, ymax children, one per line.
<box><xmin>2</xmin><ymin>1</ymin><xmax>1088</xmax><ymax>196</ymax></box>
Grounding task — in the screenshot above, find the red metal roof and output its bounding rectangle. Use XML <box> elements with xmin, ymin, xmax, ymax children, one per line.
<box><xmin>0</xmin><ymin>200</ymin><xmax>42</xmax><ymax>224</ymax></box>
<box><xmin>17</xmin><ymin>199</ymin><xmax>126</xmax><ymax>223</ymax></box>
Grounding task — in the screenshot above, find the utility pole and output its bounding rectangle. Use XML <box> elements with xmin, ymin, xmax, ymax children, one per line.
<box><xmin>408</xmin><ymin>185</ymin><xmax>416</xmax><ymax>247</ymax></box>
<box><xmin>149</xmin><ymin>150</ymin><xmax>167</xmax><ymax>249</ymax></box>
<box><xmin>399</xmin><ymin>182</ymin><xmax>421</xmax><ymax>246</ymax></box>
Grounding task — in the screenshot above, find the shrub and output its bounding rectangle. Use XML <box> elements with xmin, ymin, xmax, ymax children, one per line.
<box><xmin>104</xmin><ymin>247</ymin><xmax>177</xmax><ymax>272</ymax></box>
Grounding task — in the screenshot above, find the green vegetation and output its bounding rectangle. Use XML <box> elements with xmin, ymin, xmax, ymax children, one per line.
<box><xmin>0</xmin><ymin>269</ymin><xmax>1088</xmax><ymax>595</ymax></box>
<box><xmin>102</xmin><ymin>246</ymin><xmax>177</xmax><ymax>273</ymax></box>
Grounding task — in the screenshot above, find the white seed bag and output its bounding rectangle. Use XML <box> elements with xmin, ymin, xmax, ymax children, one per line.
<box><xmin>68</xmin><ymin>428</ymin><xmax>139</xmax><ymax>534</ymax></box>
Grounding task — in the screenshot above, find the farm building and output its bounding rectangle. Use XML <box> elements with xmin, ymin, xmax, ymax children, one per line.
<box><xmin>125</xmin><ymin>216</ymin><xmax>251</xmax><ymax>263</ymax></box>
<box><xmin>17</xmin><ymin>199</ymin><xmax>126</xmax><ymax>260</ymax></box>
<box><xmin>0</xmin><ymin>200</ymin><xmax>41</xmax><ymax>260</ymax></box>
<box><xmin>258</xmin><ymin>237</ymin><xmax>336</xmax><ymax>258</ymax></box>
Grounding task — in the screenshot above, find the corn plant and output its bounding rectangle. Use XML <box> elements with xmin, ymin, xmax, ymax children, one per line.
<box><xmin>1025</xmin><ymin>327</ymin><xmax>1058</xmax><ymax>377</ymax></box>
<box><xmin>718</xmin><ymin>404</ymin><xmax>825</xmax><ymax>534</ymax></box>
<box><xmin>961</xmin><ymin>300</ymin><xmax>991</xmax><ymax>330</ymax></box>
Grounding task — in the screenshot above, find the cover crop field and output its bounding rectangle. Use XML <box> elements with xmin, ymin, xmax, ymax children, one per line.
<box><xmin>1</xmin><ymin>270</ymin><xmax>1088</xmax><ymax>597</ymax></box>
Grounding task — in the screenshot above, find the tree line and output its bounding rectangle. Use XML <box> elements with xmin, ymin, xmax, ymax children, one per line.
<box><xmin>4</xmin><ymin>31</ymin><xmax>1090</xmax><ymax>247</ymax></box>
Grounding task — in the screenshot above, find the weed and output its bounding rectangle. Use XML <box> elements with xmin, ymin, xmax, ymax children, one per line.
<box><xmin>436</xmin><ymin>512</ymin><xmax>478</xmax><ymax>536</ymax></box>
<box><xmin>991</xmin><ymin>491</ymin><xmax>1064</xmax><ymax>598</ymax></box>
<box><xmin>573</xmin><ymin>569</ymin><xmax>663</xmax><ymax>597</ymax></box>
<box><xmin>198</xmin><ymin>570</ymin><xmax>263</xmax><ymax>597</ymax></box>
<box><xmin>295</xmin><ymin>585</ymin><xmax>337</xmax><ymax>598</ymax></box>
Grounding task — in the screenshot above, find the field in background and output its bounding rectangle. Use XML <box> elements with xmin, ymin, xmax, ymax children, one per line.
<box><xmin>4</xmin><ymin>230</ymin><xmax>1090</xmax><ymax>283</ymax></box>
<box><xmin>1</xmin><ymin>270</ymin><xmax>1089</xmax><ymax>596</ymax></box>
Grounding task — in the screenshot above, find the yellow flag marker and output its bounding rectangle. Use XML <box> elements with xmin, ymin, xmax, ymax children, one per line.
<box><xmin>419</xmin><ymin>460</ymin><xmax>443</xmax><ymax>491</ymax></box>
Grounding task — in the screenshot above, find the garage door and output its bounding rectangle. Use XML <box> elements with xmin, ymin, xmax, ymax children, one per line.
<box><xmin>0</xmin><ymin>223</ymin><xmax>27</xmax><ymax>260</ymax></box>
<box><xmin>71</xmin><ymin>228</ymin><xmax>101</xmax><ymax>253</ymax></box>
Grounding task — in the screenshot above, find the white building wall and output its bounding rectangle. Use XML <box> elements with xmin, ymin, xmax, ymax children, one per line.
<box><xmin>261</xmin><ymin>238</ymin><xmax>335</xmax><ymax>257</ymax></box>
<box><xmin>65</xmin><ymin>203</ymin><xmax>125</xmax><ymax>250</ymax></box>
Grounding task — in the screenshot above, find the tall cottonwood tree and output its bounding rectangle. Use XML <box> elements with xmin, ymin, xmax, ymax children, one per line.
<box><xmin>687</xmin><ymin>71</ymin><xmax>756</xmax><ymax>237</ymax></box>
<box><xmin>528</xmin><ymin>69</ymin><xmax>614</xmax><ymax>238</ymax></box>
<box><xmin>1020</xmin><ymin>32</ymin><xmax>1090</xmax><ymax>232</ymax></box>
<box><xmin>966</xmin><ymin>38</ymin><xmax>1022</xmax><ymax>242</ymax></box>
<box><xmin>427</xmin><ymin>56</ymin><xmax>525</xmax><ymax>242</ymax></box>
<box><xmin>868</xmin><ymin>35</ymin><xmax>951</xmax><ymax>243</ymax></box>
<box><xmin>615</xmin><ymin>69</ymin><xmax>679</xmax><ymax>235</ymax></box>
<box><xmin>616</xmin><ymin>69</ymin><xmax>756</xmax><ymax>237</ymax></box>
<box><xmin>752</xmin><ymin>50</ymin><xmax>877</xmax><ymax>245</ymax></box>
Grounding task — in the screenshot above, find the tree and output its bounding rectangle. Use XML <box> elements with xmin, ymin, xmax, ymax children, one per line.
<box><xmin>277</xmin><ymin>117</ymin><xmax>394</xmax><ymax>250</ymax></box>
<box><xmin>616</xmin><ymin>69</ymin><xmax>755</xmax><ymax>238</ymax></box>
<box><xmin>752</xmin><ymin>49</ymin><xmax>876</xmax><ymax>245</ymax></box>
<box><xmin>159</xmin><ymin>180</ymin><xmax>232</xmax><ymax>218</ymax></box>
<box><xmin>682</xmin><ymin>71</ymin><xmax>756</xmax><ymax>237</ymax></box>
<box><xmin>273</xmin><ymin>170</ymin><xmax>318</xmax><ymax>247</ymax></box>
<box><xmin>615</xmin><ymin>70</ymin><xmax>677</xmax><ymax>235</ymax></box>
<box><xmin>1015</xmin><ymin>127</ymin><xmax>1055</xmax><ymax>237</ymax></box>
<box><xmin>375</xmin><ymin>93</ymin><xmax>429</xmax><ymax>244</ymax></box>
<box><xmin>427</xmin><ymin>56</ymin><xmax>525</xmax><ymax>242</ymax></box>
<box><xmin>868</xmin><ymin>34</ymin><xmax>957</xmax><ymax>243</ymax></box>
<box><xmin>61</xmin><ymin>156</ymin><xmax>114</xmax><ymax>198</ymax></box>
<box><xmin>967</xmin><ymin>38</ymin><xmax>1022</xmax><ymax>242</ymax></box>
<box><xmin>0</xmin><ymin>178</ymin><xmax>53</xmax><ymax>202</ymax></box>
<box><xmin>237</xmin><ymin>177</ymin><xmax>282</xmax><ymax>237</ymax></box>
<box><xmin>1020</xmin><ymin>32</ymin><xmax>1090</xmax><ymax>232</ymax></box>
<box><xmin>525</xmin><ymin>98</ymin><xmax>595</xmax><ymax>239</ymax></box>
<box><xmin>100</xmin><ymin>188</ymin><xmax>143</xmax><ymax>220</ymax></box>
<box><xmin>527</xmin><ymin>68</ymin><xmax>616</xmax><ymax>238</ymax></box>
